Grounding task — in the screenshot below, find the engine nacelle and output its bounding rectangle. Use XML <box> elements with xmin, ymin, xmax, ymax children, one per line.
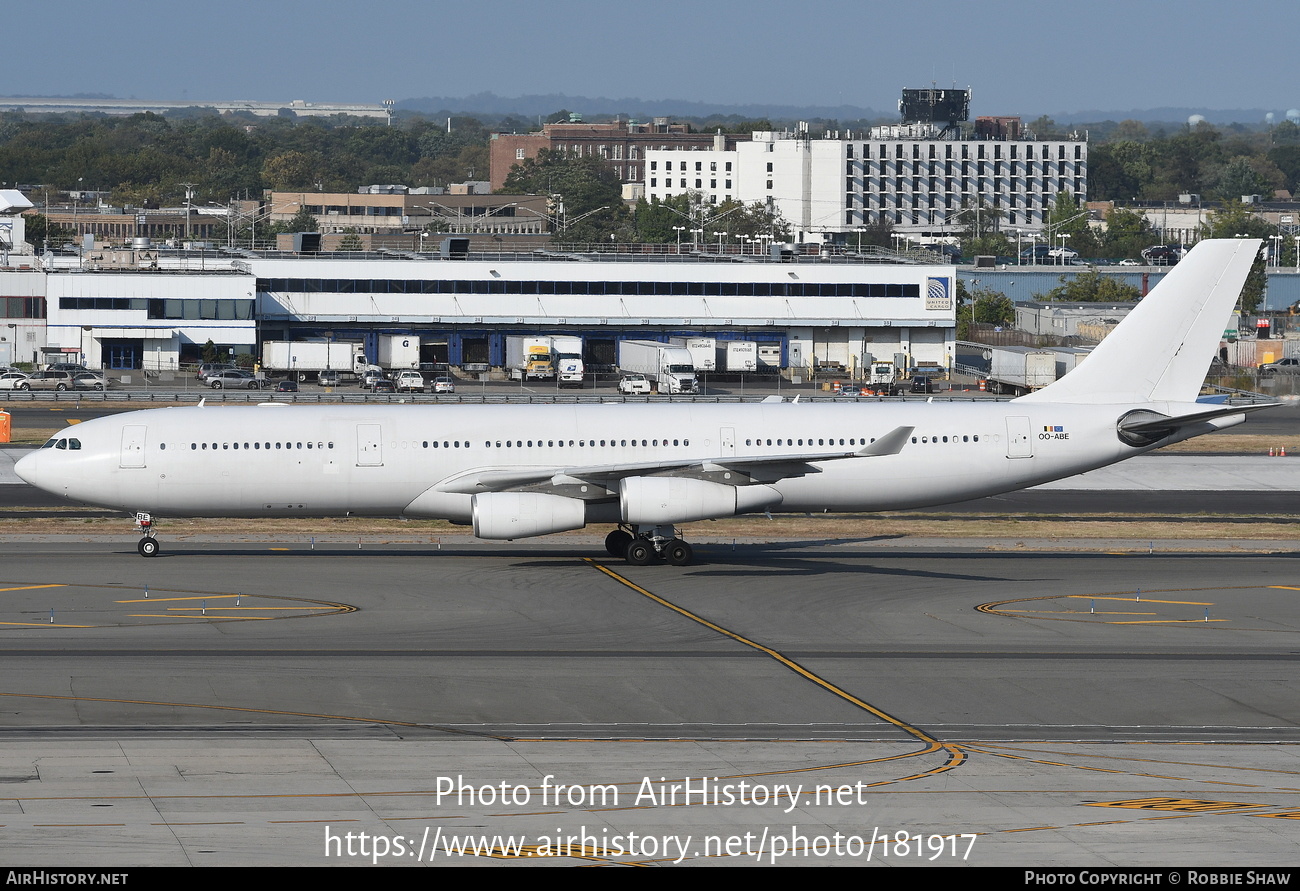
<box><xmin>471</xmin><ymin>492</ymin><xmax>586</xmax><ymax>540</ymax></box>
<box><xmin>619</xmin><ymin>477</ymin><xmax>782</xmax><ymax>525</ymax></box>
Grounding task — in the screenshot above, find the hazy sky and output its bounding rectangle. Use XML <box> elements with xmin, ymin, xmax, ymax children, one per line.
<box><xmin>9</xmin><ymin>0</ymin><xmax>1296</xmax><ymax>117</ymax></box>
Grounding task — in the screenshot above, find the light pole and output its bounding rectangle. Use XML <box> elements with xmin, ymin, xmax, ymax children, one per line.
<box><xmin>1270</xmin><ymin>234</ymin><xmax>1283</xmax><ymax>268</ymax></box>
<box><xmin>672</xmin><ymin>225</ymin><xmax>685</xmax><ymax>250</ymax></box>
<box><xmin>713</xmin><ymin>230</ymin><xmax>727</xmax><ymax>252</ymax></box>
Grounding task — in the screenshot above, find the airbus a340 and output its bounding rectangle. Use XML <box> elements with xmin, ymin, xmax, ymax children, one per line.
<box><xmin>15</xmin><ymin>239</ymin><xmax>1267</xmax><ymax>565</ymax></box>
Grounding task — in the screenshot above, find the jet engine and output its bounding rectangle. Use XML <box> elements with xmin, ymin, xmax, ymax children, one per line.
<box><xmin>471</xmin><ymin>492</ymin><xmax>586</xmax><ymax>539</ymax></box>
<box><xmin>619</xmin><ymin>477</ymin><xmax>782</xmax><ymax>525</ymax></box>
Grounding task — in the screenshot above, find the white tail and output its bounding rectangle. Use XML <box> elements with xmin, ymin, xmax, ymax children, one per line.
<box><xmin>1018</xmin><ymin>238</ymin><xmax>1260</xmax><ymax>405</ymax></box>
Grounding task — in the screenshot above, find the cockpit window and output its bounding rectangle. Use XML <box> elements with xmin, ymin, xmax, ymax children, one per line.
<box><xmin>41</xmin><ymin>437</ymin><xmax>81</xmax><ymax>450</ymax></box>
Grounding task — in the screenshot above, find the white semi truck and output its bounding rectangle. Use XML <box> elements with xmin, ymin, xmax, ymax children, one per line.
<box><xmin>375</xmin><ymin>335</ymin><xmax>420</xmax><ymax>372</ymax></box>
<box><xmin>547</xmin><ymin>335</ymin><xmax>585</xmax><ymax>388</ymax></box>
<box><xmin>986</xmin><ymin>346</ymin><xmax>1057</xmax><ymax>395</ymax></box>
<box><xmin>261</xmin><ymin>341</ymin><xmax>366</xmax><ymax>382</ymax></box>
<box><xmin>617</xmin><ymin>340</ymin><xmax>697</xmax><ymax>394</ymax></box>
<box><xmin>669</xmin><ymin>336</ymin><xmax>717</xmax><ymax>372</ymax></box>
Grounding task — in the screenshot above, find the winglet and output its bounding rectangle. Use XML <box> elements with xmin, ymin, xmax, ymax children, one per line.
<box><xmin>856</xmin><ymin>426</ymin><xmax>913</xmax><ymax>457</ymax></box>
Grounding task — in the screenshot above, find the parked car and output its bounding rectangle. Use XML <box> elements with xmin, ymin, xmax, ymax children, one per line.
<box><xmin>367</xmin><ymin>379</ymin><xmax>396</xmax><ymax>393</ymax></box>
<box><xmin>1019</xmin><ymin>244</ymin><xmax>1055</xmax><ymax>263</ymax></box>
<box><xmin>72</xmin><ymin>372</ymin><xmax>110</xmax><ymax>391</ymax></box>
<box><xmin>909</xmin><ymin>375</ymin><xmax>936</xmax><ymax>394</ymax></box>
<box><xmin>359</xmin><ymin>369</ymin><xmax>387</xmax><ymax>388</ymax></box>
<box><xmin>394</xmin><ymin>371</ymin><xmax>425</xmax><ymax>392</ymax></box>
<box><xmin>1141</xmin><ymin>244</ymin><xmax>1182</xmax><ymax>265</ymax></box>
<box><xmin>197</xmin><ymin>363</ymin><xmax>235</xmax><ymax>381</ymax></box>
<box><xmin>275</xmin><ymin>379</ymin><xmax>299</xmax><ymax>392</ymax></box>
<box><xmin>1259</xmin><ymin>357</ymin><xmax>1300</xmax><ymax>375</ymax></box>
<box><xmin>0</xmin><ymin>372</ymin><xmax>29</xmax><ymax>390</ymax></box>
<box><xmin>317</xmin><ymin>369</ymin><xmax>341</xmax><ymax>387</ymax></box>
<box><xmin>1117</xmin><ymin>258</ymin><xmax>1142</xmax><ymax>266</ymax></box>
<box><xmin>208</xmin><ymin>369</ymin><xmax>264</xmax><ymax>389</ymax></box>
<box><xmin>922</xmin><ymin>243</ymin><xmax>962</xmax><ymax>262</ymax></box>
<box><xmin>23</xmin><ymin>370</ymin><xmax>77</xmax><ymax>391</ymax></box>
<box><xmin>617</xmin><ymin>373</ymin><xmax>652</xmax><ymax>395</ymax></box>
<box><xmin>432</xmin><ymin>376</ymin><xmax>455</xmax><ymax>394</ymax></box>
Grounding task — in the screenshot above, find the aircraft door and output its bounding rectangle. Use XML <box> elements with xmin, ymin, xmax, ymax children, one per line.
<box><xmin>119</xmin><ymin>425</ymin><xmax>147</xmax><ymax>468</ymax></box>
<box><xmin>720</xmin><ymin>427</ymin><xmax>735</xmax><ymax>457</ymax></box>
<box><xmin>356</xmin><ymin>424</ymin><xmax>383</xmax><ymax>466</ymax></box>
<box><xmin>1005</xmin><ymin>416</ymin><xmax>1033</xmax><ymax>458</ymax></box>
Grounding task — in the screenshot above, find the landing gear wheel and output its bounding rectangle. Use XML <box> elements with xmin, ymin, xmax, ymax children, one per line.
<box><xmin>605</xmin><ymin>529</ymin><xmax>633</xmax><ymax>558</ymax></box>
<box><xmin>625</xmin><ymin>539</ymin><xmax>656</xmax><ymax>565</ymax></box>
<box><xmin>664</xmin><ymin>539</ymin><xmax>693</xmax><ymax>566</ymax></box>
<box><xmin>138</xmin><ymin>537</ymin><xmax>159</xmax><ymax>557</ymax></box>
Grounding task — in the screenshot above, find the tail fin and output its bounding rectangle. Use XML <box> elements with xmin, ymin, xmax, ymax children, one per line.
<box><xmin>1018</xmin><ymin>238</ymin><xmax>1259</xmax><ymax>404</ymax></box>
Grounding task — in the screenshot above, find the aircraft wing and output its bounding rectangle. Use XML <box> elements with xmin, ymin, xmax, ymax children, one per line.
<box><xmin>435</xmin><ymin>425</ymin><xmax>913</xmax><ymax>495</ymax></box>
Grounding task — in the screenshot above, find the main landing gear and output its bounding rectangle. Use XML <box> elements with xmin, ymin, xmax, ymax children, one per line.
<box><xmin>135</xmin><ymin>511</ymin><xmax>160</xmax><ymax>558</ymax></box>
<box><xmin>604</xmin><ymin>525</ymin><xmax>694</xmax><ymax>566</ymax></box>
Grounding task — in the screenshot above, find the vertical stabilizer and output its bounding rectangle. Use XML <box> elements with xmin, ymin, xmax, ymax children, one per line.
<box><xmin>1018</xmin><ymin>239</ymin><xmax>1259</xmax><ymax>404</ymax></box>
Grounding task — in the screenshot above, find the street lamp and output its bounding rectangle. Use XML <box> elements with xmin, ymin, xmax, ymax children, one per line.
<box><xmin>672</xmin><ymin>225</ymin><xmax>685</xmax><ymax>249</ymax></box>
<box><xmin>713</xmin><ymin>230</ymin><xmax>727</xmax><ymax>252</ymax></box>
<box><xmin>1269</xmin><ymin>234</ymin><xmax>1283</xmax><ymax>268</ymax></box>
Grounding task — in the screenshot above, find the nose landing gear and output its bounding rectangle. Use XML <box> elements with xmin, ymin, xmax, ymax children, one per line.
<box><xmin>135</xmin><ymin>511</ymin><xmax>160</xmax><ymax>557</ymax></box>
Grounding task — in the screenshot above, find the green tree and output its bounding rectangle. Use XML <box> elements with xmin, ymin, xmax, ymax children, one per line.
<box><xmin>955</xmin><ymin>280</ymin><xmax>1014</xmax><ymax>339</ymax></box>
<box><xmin>1045</xmin><ymin>269</ymin><xmax>1141</xmax><ymax>302</ymax></box>
<box><xmin>1100</xmin><ymin>206</ymin><xmax>1154</xmax><ymax>259</ymax></box>
<box><xmin>1213</xmin><ymin>157</ymin><xmax>1270</xmax><ymax>200</ymax></box>
<box><xmin>21</xmin><ymin>213</ymin><xmax>73</xmax><ymax>249</ymax></box>
<box><xmin>337</xmin><ymin>229</ymin><xmax>364</xmax><ymax>250</ymax></box>
<box><xmin>501</xmin><ymin>148</ymin><xmax>627</xmax><ymax>244</ymax></box>
<box><xmin>261</xmin><ymin>150</ymin><xmax>327</xmax><ymax>190</ymax></box>
<box><xmin>1045</xmin><ymin>191</ymin><xmax>1100</xmax><ymax>257</ymax></box>
<box><xmin>285</xmin><ymin>207</ymin><xmax>318</xmax><ymax>233</ymax></box>
<box><xmin>953</xmin><ymin>197</ymin><xmax>1013</xmax><ymax>257</ymax></box>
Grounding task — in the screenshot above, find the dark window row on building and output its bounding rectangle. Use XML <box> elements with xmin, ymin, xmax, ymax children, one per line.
<box><xmin>847</xmin><ymin>143</ymin><xmax>1084</xmax><ymax>160</ymax></box>
<box><xmin>1</xmin><ymin>297</ymin><xmax>45</xmax><ymax>318</ymax></box>
<box><xmin>58</xmin><ymin>298</ymin><xmax>255</xmax><ymax>320</ymax></box>
<box><xmin>255</xmin><ymin>278</ymin><xmax>921</xmax><ymax>299</ymax></box>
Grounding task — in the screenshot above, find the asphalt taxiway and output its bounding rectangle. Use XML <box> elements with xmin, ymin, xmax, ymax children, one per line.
<box><xmin>2</xmin><ymin>538</ymin><xmax>1300</xmax><ymax>866</ymax></box>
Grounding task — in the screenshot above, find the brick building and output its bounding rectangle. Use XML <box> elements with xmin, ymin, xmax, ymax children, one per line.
<box><xmin>489</xmin><ymin>116</ymin><xmax>747</xmax><ymax>191</ymax></box>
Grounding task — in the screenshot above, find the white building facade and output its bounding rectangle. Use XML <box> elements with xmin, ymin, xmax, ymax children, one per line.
<box><xmin>43</xmin><ymin>270</ymin><xmax>256</xmax><ymax>370</ymax></box>
<box><xmin>646</xmin><ymin>130</ymin><xmax>1088</xmax><ymax>245</ymax></box>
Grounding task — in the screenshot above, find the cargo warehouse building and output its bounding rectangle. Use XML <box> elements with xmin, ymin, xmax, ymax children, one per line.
<box><xmin>9</xmin><ymin>247</ymin><xmax>955</xmax><ymax>377</ymax></box>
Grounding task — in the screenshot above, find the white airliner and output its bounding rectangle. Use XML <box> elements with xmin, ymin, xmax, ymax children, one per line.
<box><xmin>15</xmin><ymin>239</ymin><xmax>1268</xmax><ymax>565</ymax></box>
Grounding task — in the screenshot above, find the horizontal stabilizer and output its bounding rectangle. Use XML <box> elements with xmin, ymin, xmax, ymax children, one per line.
<box><xmin>1117</xmin><ymin>403</ymin><xmax>1276</xmax><ymax>446</ymax></box>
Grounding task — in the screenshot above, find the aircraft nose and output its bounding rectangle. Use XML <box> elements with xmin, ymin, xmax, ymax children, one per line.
<box><xmin>14</xmin><ymin>449</ymin><xmax>37</xmax><ymax>486</ymax></box>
